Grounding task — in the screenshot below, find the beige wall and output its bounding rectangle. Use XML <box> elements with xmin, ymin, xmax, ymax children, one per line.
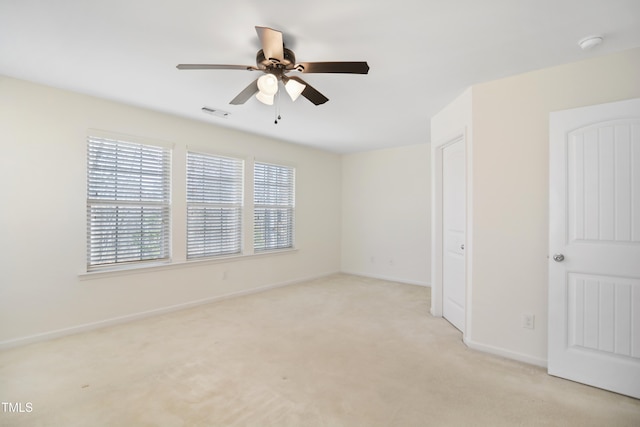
<box><xmin>433</xmin><ymin>47</ymin><xmax>640</xmax><ymax>364</ymax></box>
<box><xmin>341</xmin><ymin>144</ymin><xmax>431</xmax><ymax>285</ymax></box>
<box><xmin>0</xmin><ymin>76</ymin><xmax>342</xmax><ymax>346</ymax></box>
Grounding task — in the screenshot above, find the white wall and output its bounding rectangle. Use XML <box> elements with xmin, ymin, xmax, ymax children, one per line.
<box><xmin>0</xmin><ymin>76</ymin><xmax>342</xmax><ymax>347</ymax></box>
<box><xmin>432</xmin><ymin>47</ymin><xmax>640</xmax><ymax>365</ymax></box>
<box><xmin>341</xmin><ymin>144</ymin><xmax>430</xmax><ymax>286</ymax></box>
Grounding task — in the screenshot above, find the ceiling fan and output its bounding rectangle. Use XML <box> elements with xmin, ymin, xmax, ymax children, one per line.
<box><xmin>177</xmin><ymin>26</ymin><xmax>369</xmax><ymax>106</ymax></box>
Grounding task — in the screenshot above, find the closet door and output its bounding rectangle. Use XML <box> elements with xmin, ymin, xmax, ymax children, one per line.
<box><xmin>442</xmin><ymin>138</ymin><xmax>466</xmax><ymax>332</ymax></box>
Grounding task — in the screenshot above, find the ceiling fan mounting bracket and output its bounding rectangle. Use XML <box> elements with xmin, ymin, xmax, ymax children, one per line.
<box><xmin>256</xmin><ymin>48</ymin><xmax>296</xmax><ymax>71</ymax></box>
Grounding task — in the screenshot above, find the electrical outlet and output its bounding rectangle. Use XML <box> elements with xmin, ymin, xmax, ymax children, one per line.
<box><xmin>522</xmin><ymin>314</ymin><xmax>535</xmax><ymax>330</ymax></box>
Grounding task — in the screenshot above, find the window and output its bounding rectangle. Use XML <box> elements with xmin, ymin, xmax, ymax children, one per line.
<box><xmin>254</xmin><ymin>162</ymin><xmax>295</xmax><ymax>251</ymax></box>
<box><xmin>187</xmin><ymin>152</ymin><xmax>243</xmax><ymax>259</ymax></box>
<box><xmin>87</xmin><ymin>136</ymin><xmax>171</xmax><ymax>269</ymax></box>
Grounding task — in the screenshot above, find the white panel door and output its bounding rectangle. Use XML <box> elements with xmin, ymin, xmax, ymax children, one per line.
<box><xmin>443</xmin><ymin>139</ymin><xmax>466</xmax><ymax>332</ymax></box>
<box><xmin>549</xmin><ymin>98</ymin><xmax>640</xmax><ymax>398</ymax></box>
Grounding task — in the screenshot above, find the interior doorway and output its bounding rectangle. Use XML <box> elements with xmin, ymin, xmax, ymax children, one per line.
<box><xmin>442</xmin><ymin>139</ymin><xmax>466</xmax><ymax>331</ymax></box>
<box><xmin>431</xmin><ymin>133</ymin><xmax>468</xmax><ymax>334</ymax></box>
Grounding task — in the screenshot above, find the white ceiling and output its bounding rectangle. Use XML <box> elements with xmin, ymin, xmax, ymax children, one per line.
<box><xmin>1</xmin><ymin>0</ymin><xmax>639</xmax><ymax>153</ymax></box>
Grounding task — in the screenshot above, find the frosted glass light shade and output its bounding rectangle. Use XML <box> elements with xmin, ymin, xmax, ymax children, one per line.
<box><xmin>256</xmin><ymin>74</ymin><xmax>278</xmax><ymax>105</ymax></box>
<box><xmin>285</xmin><ymin>79</ymin><xmax>306</xmax><ymax>102</ymax></box>
<box><xmin>256</xmin><ymin>92</ymin><xmax>274</xmax><ymax>105</ymax></box>
<box><xmin>284</xmin><ymin>79</ymin><xmax>307</xmax><ymax>101</ymax></box>
<box><xmin>257</xmin><ymin>74</ymin><xmax>278</xmax><ymax>95</ymax></box>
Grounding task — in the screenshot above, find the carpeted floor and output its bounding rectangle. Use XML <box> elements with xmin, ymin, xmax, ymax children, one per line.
<box><xmin>1</xmin><ymin>274</ymin><xmax>639</xmax><ymax>426</ymax></box>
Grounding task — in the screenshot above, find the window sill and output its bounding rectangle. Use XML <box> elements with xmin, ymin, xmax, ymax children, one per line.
<box><xmin>78</xmin><ymin>248</ymin><xmax>299</xmax><ymax>281</ymax></box>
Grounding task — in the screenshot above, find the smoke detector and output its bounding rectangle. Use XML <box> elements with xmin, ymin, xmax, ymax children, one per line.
<box><xmin>578</xmin><ymin>35</ymin><xmax>603</xmax><ymax>50</ymax></box>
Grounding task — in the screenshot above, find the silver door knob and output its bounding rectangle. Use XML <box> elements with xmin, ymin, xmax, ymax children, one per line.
<box><xmin>553</xmin><ymin>254</ymin><xmax>565</xmax><ymax>262</ymax></box>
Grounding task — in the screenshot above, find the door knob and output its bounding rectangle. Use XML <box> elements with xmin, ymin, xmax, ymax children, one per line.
<box><xmin>553</xmin><ymin>253</ymin><xmax>565</xmax><ymax>262</ymax></box>
<box><xmin>460</xmin><ymin>244</ymin><xmax>465</xmax><ymax>250</ymax></box>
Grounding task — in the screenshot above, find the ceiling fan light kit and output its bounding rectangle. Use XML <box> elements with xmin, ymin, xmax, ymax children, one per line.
<box><xmin>177</xmin><ymin>26</ymin><xmax>369</xmax><ymax>110</ymax></box>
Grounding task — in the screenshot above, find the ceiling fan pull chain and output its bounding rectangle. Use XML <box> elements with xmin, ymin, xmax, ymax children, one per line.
<box><xmin>274</xmin><ymin>89</ymin><xmax>281</xmax><ymax>124</ymax></box>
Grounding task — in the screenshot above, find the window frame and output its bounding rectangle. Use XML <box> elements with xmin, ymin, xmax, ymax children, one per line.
<box><xmin>86</xmin><ymin>135</ymin><xmax>172</xmax><ymax>271</ymax></box>
<box><xmin>253</xmin><ymin>161</ymin><xmax>296</xmax><ymax>252</ymax></box>
<box><xmin>186</xmin><ymin>150</ymin><xmax>244</xmax><ymax>260</ymax></box>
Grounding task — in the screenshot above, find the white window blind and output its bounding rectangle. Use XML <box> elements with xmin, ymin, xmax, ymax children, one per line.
<box><xmin>87</xmin><ymin>136</ymin><xmax>171</xmax><ymax>269</ymax></box>
<box><xmin>187</xmin><ymin>152</ymin><xmax>243</xmax><ymax>259</ymax></box>
<box><xmin>254</xmin><ymin>162</ymin><xmax>295</xmax><ymax>252</ymax></box>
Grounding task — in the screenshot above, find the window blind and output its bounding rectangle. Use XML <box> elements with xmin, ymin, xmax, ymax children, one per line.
<box><xmin>187</xmin><ymin>152</ymin><xmax>243</xmax><ymax>259</ymax></box>
<box><xmin>87</xmin><ymin>136</ymin><xmax>171</xmax><ymax>269</ymax></box>
<box><xmin>254</xmin><ymin>162</ymin><xmax>295</xmax><ymax>252</ymax></box>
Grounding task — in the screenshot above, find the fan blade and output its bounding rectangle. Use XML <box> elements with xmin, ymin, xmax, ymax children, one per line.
<box><xmin>229</xmin><ymin>78</ymin><xmax>260</xmax><ymax>105</ymax></box>
<box><xmin>177</xmin><ymin>64</ymin><xmax>258</xmax><ymax>71</ymax></box>
<box><xmin>286</xmin><ymin>76</ymin><xmax>329</xmax><ymax>105</ymax></box>
<box><xmin>296</xmin><ymin>61</ymin><xmax>369</xmax><ymax>74</ymax></box>
<box><xmin>255</xmin><ymin>26</ymin><xmax>284</xmax><ymax>63</ymax></box>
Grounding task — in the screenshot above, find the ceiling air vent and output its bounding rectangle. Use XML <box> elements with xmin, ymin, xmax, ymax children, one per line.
<box><xmin>202</xmin><ymin>107</ymin><xmax>230</xmax><ymax>118</ymax></box>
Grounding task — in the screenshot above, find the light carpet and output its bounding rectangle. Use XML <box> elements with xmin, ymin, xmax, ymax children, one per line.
<box><xmin>1</xmin><ymin>274</ymin><xmax>639</xmax><ymax>426</ymax></box>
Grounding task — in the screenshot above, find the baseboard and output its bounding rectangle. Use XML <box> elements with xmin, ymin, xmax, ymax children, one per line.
<box><xmin>0</xmin><ymin>271</ymin><xmax>338</xmax><ymax>350</ymax></box>
<box><xmin>340</xmin><ymin>270</ymin><xmax>430</xmax><ymax>287</ymax></box>
<box><xmin>463</xmin><ymin>337</ymin><xmax>548</xmax><ymax>368</ymax></box>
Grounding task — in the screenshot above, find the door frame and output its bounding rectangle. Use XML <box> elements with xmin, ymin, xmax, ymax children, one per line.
<box><xmin>431</xmin><ymin>129</ymin><xmax>472</xmax><ymax>337</ymax></box>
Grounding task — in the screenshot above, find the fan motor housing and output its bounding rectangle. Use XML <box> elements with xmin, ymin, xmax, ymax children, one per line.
<box><xmin>257</xmin><ymin>48</ymin><xmax>296</xmax><ymax>70</ymax></box>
